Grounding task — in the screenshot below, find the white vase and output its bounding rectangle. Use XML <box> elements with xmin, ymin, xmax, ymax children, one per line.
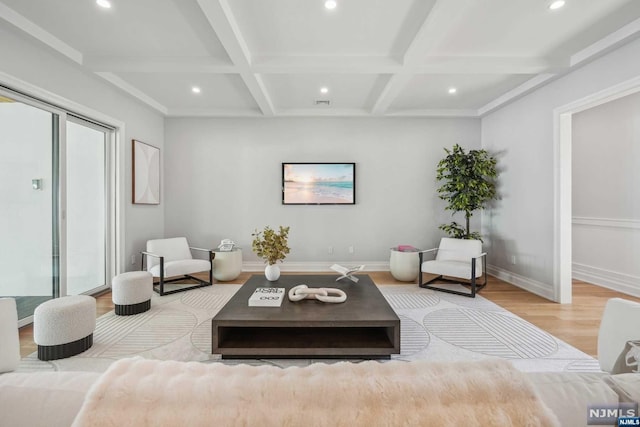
<box><xmin>265</xmin><ymin>264</ymin><xmax>280</xmax><ymax>281</ymax></box>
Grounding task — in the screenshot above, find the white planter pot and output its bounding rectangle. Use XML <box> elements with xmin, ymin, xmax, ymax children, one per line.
<box><xmin>265</xmin><ymin>264</ymin><xmax>280</xmax><ymax>281</ymax></box>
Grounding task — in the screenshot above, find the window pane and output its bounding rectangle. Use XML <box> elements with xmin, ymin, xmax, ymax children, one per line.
<box><xmin>66</xmin><ymin>121</ymin><xmax>106</xmax><ymax>295</ymax></box>
<box><xmin>0</xmin><ymin>98</ymin><xmax>54</xmax><ymax>318</ymax></box>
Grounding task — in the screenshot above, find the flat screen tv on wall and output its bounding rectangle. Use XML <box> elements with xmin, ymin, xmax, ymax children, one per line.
<box><xmin>282</xmin><ymin>163</ymin><xmax>356</xmax><ymax>205</ymax></box>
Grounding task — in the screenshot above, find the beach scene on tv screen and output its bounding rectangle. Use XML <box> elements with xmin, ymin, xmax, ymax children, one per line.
<box><xmin>283</xmin><ymin>163</ymin><xmax>354</xmax><ymax>204</ymax></box>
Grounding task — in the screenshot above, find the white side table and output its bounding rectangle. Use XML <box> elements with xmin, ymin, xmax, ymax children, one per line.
<box><xmin>212</xmin><ymin>248</ymin><xmax>243</xmax><ymax>281</ymax></box>
<box><xmin>389</xmin><ymin>248</ymin><xmax>419</xmax><ymax>282</ymax></box>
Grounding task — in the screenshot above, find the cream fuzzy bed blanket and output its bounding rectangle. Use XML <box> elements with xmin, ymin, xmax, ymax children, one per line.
<box><xmin>72</xmin><ymin>357</ymin><xmax>559</xmax><ymax>427</ymax></box>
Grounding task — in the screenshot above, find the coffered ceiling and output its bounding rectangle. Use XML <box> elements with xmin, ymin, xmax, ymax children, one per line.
<box><xmin>1</xmin><ymin>0</ymin><xmax>639</xmax><ymax>117</ymax></box>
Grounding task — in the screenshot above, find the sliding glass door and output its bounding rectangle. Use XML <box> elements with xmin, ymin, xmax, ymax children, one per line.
<box><xmin>0</xmin><ymin>88</ymin><xmax>116</xmax><ymax>321</ymax></box>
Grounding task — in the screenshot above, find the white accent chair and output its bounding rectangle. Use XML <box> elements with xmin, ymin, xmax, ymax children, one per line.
<box><xmin>142</xmin><ymin>237</ymin><xmax>215</xmax><ymax>296</ymax></box>
<box><xmin>598</xmin><ymin>297</ymin><xmax>640</xmax><ymax>373</ymax></box>
<box><xmin>418</xmin><ymin>237</ymin><xmax>487</xmax><ymax>298</ymax></box>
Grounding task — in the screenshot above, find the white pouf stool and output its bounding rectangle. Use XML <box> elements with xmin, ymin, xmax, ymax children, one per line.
<box><xmin>34</xmin><ymin>295</ymin><xmax>96</xmax><ymax>361</ymax></box>
<box><xmin>112</xmin><ymin>271</ymin><xmax>153</xmax><ymax>315</ymax></box>
<box><xmin>0</xmin><ymin>298</ymin><xmax>20</xmax><ymax>373</ymax></box>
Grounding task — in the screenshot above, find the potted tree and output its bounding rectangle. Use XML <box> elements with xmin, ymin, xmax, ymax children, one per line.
<box><xmin>251</xmin><ymin>225</ymin><xmax>291</xmax><ymax>281</ymax></box>
<box><xmin>436</xmin><ymin>144</ymin><xmax>498</xmax><ymax>241</ymax></box>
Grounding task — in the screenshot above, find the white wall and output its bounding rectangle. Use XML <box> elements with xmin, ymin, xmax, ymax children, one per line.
<box><xmin>481</xmin><ymin>37</ymin><xmax>640</xmax><ymax>299</ymax></box>
<box><xmin>164</xmin><ymin>117</ymin><xmax>480</xmax><ymax>268</ymax></box>
<box><xmin>572</xmin><ymin>91</ymin><xmax>640</xmax><ymax>296</ymax></box>
<box><xmin>0</xmin><ymin>23</ymin><xmax>165</xmax><ymax>274</ymax></box>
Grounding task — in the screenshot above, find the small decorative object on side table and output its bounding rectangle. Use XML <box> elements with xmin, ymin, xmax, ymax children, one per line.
<box><xmin>390</xmin><ymin>246</ymin><xmax>419</xmax><ymax>282</ymax></box>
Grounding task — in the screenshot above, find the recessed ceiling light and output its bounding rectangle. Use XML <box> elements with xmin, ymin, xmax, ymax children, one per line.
<box><xmin>96</xmin><ymin>0</ymin><xmax>112</xmax><ymax>9</ymax></box>
<box><xmin>548</xmin><ymin>0</ymin><xmax>565</xmax><ymax>10</ymax></box>
<box><xmin>324</xmin><ymin>0</ymin><xmax>337</xmax><ymax>10</ymax></box>
<box><xmin>320</xmin><ymin>87</ymin><xmax>329</xmax><ymax>94</ymax></box>
<box><xmin>191</xmin><ymin>86</ymin><xmax>201</xmax><ymax>94</ymax></box>
<box><xmin>448</xmin><ymin>87</ymin><xmax>457</xmax><ymax>95</ymax></box>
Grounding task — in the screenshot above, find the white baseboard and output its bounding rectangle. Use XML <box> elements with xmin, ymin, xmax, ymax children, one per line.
<box><xmin>18</xmin><ymin>315</ymin><xmax>33</xmax><ymax>329</ymax></box>
<box><xmin>572</xmin><ymin>263</ymin><xmax>640</xmax><ymax>298</ymax></box>
<box><xmin>487</xmin><ymin>264</ymin><xmax>556</xmax><ymax>301</ymax></box>
<box><xmin>242</xmin><ymin>261</ymin><xmax>390</xmax><ymax>273</ymax></box>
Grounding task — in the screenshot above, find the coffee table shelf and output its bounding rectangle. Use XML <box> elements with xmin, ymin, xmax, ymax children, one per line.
<box><xmin>212</xmin><ymin>275</ymin><xmax>400</xmax><ymax>359</ymax></box>
<box><xmin>217</xmin><ymin>326</ymin><xmax>396</xmax><ymax>357</ymax></box>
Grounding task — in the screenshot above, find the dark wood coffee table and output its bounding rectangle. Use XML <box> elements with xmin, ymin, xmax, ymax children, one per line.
<box><xmin>211</xmin><ymin>274</ymin><xmax>400</xmax><ymax>359</ymax></box>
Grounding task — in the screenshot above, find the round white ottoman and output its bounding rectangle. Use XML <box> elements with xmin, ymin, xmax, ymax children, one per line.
<box><xmin>112</xmin><ymin>271</ymin><xmax>153</xmax><ymax>315</ymax></box>
<box><xmin>34</xmin><ymin>295</ymin><xmax>96</xmax><ymax>361</ymax></box>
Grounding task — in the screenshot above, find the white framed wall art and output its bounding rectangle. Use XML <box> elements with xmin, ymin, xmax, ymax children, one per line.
<box><xmin>132</xmin><ymin>139</ymin><xmax>160</xmax><ymax>205</ymax></box>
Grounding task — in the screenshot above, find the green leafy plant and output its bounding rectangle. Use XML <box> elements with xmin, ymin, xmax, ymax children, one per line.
<box><xmin>251</xmin><ymin>225</ymin><xmax>290</xmax><ymax>265</ymax></box>
<box><xmin>436</xmin><ymin>144</ymin><xmax>498</xmax><ymax>241</ymax></box>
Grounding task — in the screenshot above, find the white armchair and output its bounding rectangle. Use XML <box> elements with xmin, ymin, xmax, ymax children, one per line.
<box><xmin>418</xmin><ymin>237</ymin><xmax>487</xmax><ymax>298</ymax></box>
<box><xmin>598</xmin><ymin>298</ymin><xmax>640</xmax><ymax>373</ymax></box>
<box><xmin>141</xmin><ymin>237</ymin><xmax>215</xmax><ymax>296</ymax></box>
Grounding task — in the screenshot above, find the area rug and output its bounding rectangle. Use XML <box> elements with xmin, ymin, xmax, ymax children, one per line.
<box><xmin>17</xmin><ymin>282</ymin><xmax>601</xmax><ymax>373</ymax></box>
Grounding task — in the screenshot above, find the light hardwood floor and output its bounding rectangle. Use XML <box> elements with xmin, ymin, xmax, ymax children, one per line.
<box><xmin>18</xmin><ymin>272</ymin><xmax>640</xmax><ymax>358</ymax></box>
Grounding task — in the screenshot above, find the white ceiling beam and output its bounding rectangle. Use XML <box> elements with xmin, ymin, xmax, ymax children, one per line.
<box><xmin>385</xmin><ymin>109</ymin><xmax>478</xmax><ymax>118</ymax></box>
<box><xmin>0</xmin><ymin>3</ymin><xmax>171</xmax><ymax>115</ymax></box>
<box><xmin>477</xmin><ymin>74</ymin><xmax>556</xmax><ymax>116</ymax></box>
<box><xmin>371</xmin><ymin>0</ymin><xmax>475</xmax><ymax>115</ymax></box>
<box><xmin>84</xmin><ymin>56</ymin><xmax>235</xmax><ymax>73</ymax></box>
<box><xmin>169</xmin><ymin>107</ymin><xmax>373</xmax><ymax>117</ymax></box>
<box><xmin>84</xmin><ymin>54</ymin><xmax>560</xmax><ymax>75</ymax></box>
<box><xmin>95</xmin><ymin>72</ymin><xmax>168</xmax><ymax>114</ymax></box>
<box><xmin>276</xmin><ymin>108</ymin><xmax>370</xmax><ymax>117</ymax></box>
<box><xmin>196</xmin><ymin>0</ymin><xmax>251</xmax><ymax>64</ymax></box>
<box><xmin>571</xmin><ymin>17</ymin><xmax>640</xmax><ymax>67</ymax></box>
<box><xmin>418</xmin><ymin>56</ymin><xmax>566</xmax><ymax>75</ymax></box>
<box><xmin>478</xmin><ymin>18</ymin><xmax>640</xmax><ymax>117</ymax></box>
<box><xmin>168</xmin><ymin>107</ymin><xmax>262</xmax><ymax>117</ymax></box>
<box><xmin>0</xmin><ymin>2</ymin><xmax>82</xmax><ymax>64</ymax></box>
<box><xmin>196</xmin><ymin>0</ymin><xmax>275</xmax><ymax>116</ymax></box>
<box><xmin>251</xmin><ymin>56</ymin><xmax>402</xmax><ymax>74</ymax></box>
<box><xmin>243</xmin><ymin>73</ymin><xmax>274</xmax><ymax>116</ymax></box>
<box><xmin>400</xmin><ymin>1</ymin><xmax>475</xmax><ymax>65</ymax></box>
<box><xmin>371</xmin><ymin>73</ymin><xmax>413</xmax><ymax>115</ymax></box>
<box><xmin>169</xmin><ymin>0</ymin><xmax>233</xmax><ymax>60</ymax></box>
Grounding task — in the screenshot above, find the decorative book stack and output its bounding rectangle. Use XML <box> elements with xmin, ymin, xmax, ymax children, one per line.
<box><xmin>248</xmin><ymin>287</ymin><xmax>285</xmax><ymax>307</ymax></box>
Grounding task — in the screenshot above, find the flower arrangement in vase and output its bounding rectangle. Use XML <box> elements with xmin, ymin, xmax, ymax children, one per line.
<box><xmin>251</xmin><ymin>225</ymin><xmax>290</xmax><ymax>281</ymax></box>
